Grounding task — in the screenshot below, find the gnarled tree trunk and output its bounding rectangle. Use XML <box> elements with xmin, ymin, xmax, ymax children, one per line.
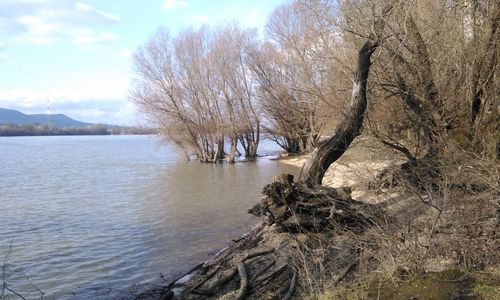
<box><xmin>299</xmin><ymin>41</ymin><xmax>379</xmax><ymax>186</ymax></box>
<box><xmin>299</xmin><ymin>40</ymin><xmax>378</xmax><ymax>186</ymax></box>
<box><xmin>298</xmin><ymin>5</ymin><xmax>392</xmax><ymax>186</ymax></box>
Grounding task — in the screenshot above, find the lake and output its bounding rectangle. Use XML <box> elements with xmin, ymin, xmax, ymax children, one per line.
<box><xmin>0</xmin><ymin>135</ymin><xmax>298</xmax><ymax>299</ymax></box>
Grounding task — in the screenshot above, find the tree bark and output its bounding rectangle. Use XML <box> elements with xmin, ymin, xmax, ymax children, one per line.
<box><xmin>226</xmin><ymin>136</ymin><xmax>239</xmax><ymax>163</ymax></box>
<box><xmin>298</xmin><ymin>5</ymin><xmax>392</xmax><ymax>186</ymax></box>
<box><xmin>298</xmin><ymin>41</ymin><xmax>378</xmax><ymax>186</ymax></box>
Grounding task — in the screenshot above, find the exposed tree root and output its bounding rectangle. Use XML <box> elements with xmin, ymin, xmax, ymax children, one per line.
<box><xmin>254</xmin><ymin>174</ymin><xmax>385</xmax><ymax>232</ymax></box>
<box><xmin>148</xmin><ymin>174</ymin><xmax>387</xmax><ymax>299</ymax></box>
<box><xmin>156</xmin><ymin>223</ymin><xmax>298</xmax><ymax>299</ymax></box>
<box><xmin>235</xmin><ymin>262</ymin><xmax>248</xmax><ymax>300</ymax></box>
<box><xmin>139</xmin><ymin>175</ymin><xmax>499</xmax><ymax>299</ymax></box>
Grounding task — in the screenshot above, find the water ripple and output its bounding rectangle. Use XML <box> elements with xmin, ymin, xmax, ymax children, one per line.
<box><xmin>0</xmin><ymin>135</ymin><xmax>298</xmax><ymax>299</ymax></box>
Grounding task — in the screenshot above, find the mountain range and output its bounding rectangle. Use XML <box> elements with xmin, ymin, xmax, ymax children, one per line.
<box><xmin>0</xmin><ymin>108</ymin><xmax>93</xmax><ymax>128</ymax></box>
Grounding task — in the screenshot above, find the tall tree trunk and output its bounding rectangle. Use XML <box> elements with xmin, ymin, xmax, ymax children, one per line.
<box><xmin>213</xmin><ymin>137</ymin><xmax>225</xmax><ymax>162</ymax></box>
<box><xmin>298</xmin><ymin>40</ymin><xmax>378</xmax><ymax>186</ymax></box>
<box><xmin>226</xmin><ymin>136</ymin><xmax>239</xmax><ymax>163</ymax></box>
<box><xmin>298</xmin><ymin>5</ymin><xmax>392</xmax><ymax>186</ymax></box>
<box><xmin>247</xmin><ymin>140</ymin><xmax>258</xmax><ymax>159</ymax></box>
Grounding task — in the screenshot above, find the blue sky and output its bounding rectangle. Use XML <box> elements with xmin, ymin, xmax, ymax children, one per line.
<box><xmin>0</xmin><ymin>0</ymin><xmax>289</xmax><ymax>125</ymax></box>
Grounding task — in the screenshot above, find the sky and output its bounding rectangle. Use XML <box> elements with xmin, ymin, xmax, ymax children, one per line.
<box><xmin>0</xmin><ymin>0</ymin><xmax>289</xmax><ymax>125</ymax></box>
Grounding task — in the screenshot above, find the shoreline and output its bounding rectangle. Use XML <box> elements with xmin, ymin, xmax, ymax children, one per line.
<box><xmin>135</xmin><ymin>140</ymin><xmax>499</xmax><ymax>299</ymax></box>
<box><xmin>134</xmin><ymin>222</ymin><xmax>269</xmax><ymax>299</ymax></box>
<box><xmin>138</xmin><ymin>145</ymin><xmax>401</xmax><ymax>298</ymax></box>
<box><xmin>278</xmin><ymin>146</ymin><xmax>401</xmax><ymax>200</ymax></box>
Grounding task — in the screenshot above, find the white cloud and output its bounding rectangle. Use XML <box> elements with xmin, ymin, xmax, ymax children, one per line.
<box><xmin>162</xmin><ymin>0</ymin><xmax>188</xmax><ymax>10</ymax></box>
<box><xmin>0</xmin><ymin>1</ymin><xmax>121</xmax><ymax>48</ymax></box>
<box><xmin>113</xmin><ymin>101</ymin><xmax>138</xmax><ymax>123</ymax></box>
<box><xmin>17</xmin><ymin>15</ymin><xmax>62</xmax><ymax>34</ymax></box>
<box><xmin>20</xmin><ymin>35</ymin><xmax>61</xmax><ymax>45</ymax></box>
<box><xmin>0</xmin><ymin>75</ymin><xmax>129</xmax><ymax>105</ymax></box>
<box><xmin>70</xmin><ymin>108</ymin><xmax>105</xmax><ymax>119</ymax></box>
<box><xmin>74</xmin><ymin>2</ymin><xmax>121</xmax><ymax>22</ymax></box>
<box><xmin>14</xmin><ymin>13</ymin><xmax>118</xmax><ymax>46</ymax></box>
<box><xmin>71</xmin><ymin>29</ymin><xmax>117</xmax><ymax>45</ymax></box>
<box><xmin>16</xmin><ymin>14</ymin><xmax>63</xmax><ymax>44</ymax></box>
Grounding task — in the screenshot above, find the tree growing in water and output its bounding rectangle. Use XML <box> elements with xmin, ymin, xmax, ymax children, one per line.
<box><xmin>131</xmin><ymin>25</ymin><xmax>261</xmax><ymax>162</ymax></box>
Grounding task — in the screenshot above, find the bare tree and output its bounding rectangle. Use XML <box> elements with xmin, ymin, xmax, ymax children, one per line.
<box><xmin>211</xmin><ymin>24</ymin><xmax>261</xmax><ymax>160</ymax></box>
<box><xmin>366</xmin><ymin>0</ymin><xmax>498</xmax><ymax>161</ymax></box>
<box><xmin>132</xmin><ymin>24</ymin><xmax>264</xmax><ymax>162</ymax></box>
<box><xmin>250</xmin><ymin>1</ymin><xmax>347</xmax><ymax>154</ymax></box>
<box><xmin>299</xmin><ymin>1</ymin><xmax>393</xmax><ymax>185</ymax></box>
<box><xmin>132</xmin><ymin>27</ymin><xmax>226</xmax><ymax>162</ymax></box>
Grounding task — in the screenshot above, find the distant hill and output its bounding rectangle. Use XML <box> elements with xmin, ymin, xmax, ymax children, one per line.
<box><xmin>0</xmin><ymin>108</ymin><xmax>92</xmax><ymax>128</ymax></box>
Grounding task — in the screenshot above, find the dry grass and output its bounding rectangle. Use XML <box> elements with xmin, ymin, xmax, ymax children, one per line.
<box><xmin>279</xmin><ymin>137</ymin><xmax>499</xmax><ymax>299</ymax></box>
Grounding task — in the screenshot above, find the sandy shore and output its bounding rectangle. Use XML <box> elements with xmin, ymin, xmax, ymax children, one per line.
<box><xmin>279</xmin><ymin>138</ymin><xmax>404</xmax><ymax>200</ymax></box>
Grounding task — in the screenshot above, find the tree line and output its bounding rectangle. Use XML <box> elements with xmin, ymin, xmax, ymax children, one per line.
<box><xmin>132</xmin><ymin>0</ymin><xmax>498</xmax><ymax>163</ymax></box>
<box><xmin>0</xmin><ymin>123</ymin><xmax>156</xmax><ymax>136</ymax></box>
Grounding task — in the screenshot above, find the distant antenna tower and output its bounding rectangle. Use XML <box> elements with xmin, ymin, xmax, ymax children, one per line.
<box><xmin>46</xmin><ymin>95</ymin><xmax>51</xmax><ymax>126</ymax></box>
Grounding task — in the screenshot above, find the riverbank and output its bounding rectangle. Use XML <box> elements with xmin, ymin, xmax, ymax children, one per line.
<box><xmin>279</xmin><ymin>137</ymin><xmax>403</xmax><ymax>201</ymax></box>
<box><xmin>140</xmin><ymin>137</ymin><xmax>498</xmax><ymax>299</ymax></box>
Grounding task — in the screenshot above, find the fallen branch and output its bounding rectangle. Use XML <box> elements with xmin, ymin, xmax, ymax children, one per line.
<box><xmin>205</xmin><ymin>268</ymin><xmax>238</xmax><ymax>291</ymax></box>
<box><xmin>194</xmin><ymin>248</ymin><xmax>277</xmax><ymax>295</ymax></box>
<box><xmin>235</xmin><ymin>262</ymin><xmax>248</xmax><ymax>300</ymax></box>
<box><xmin>244</xmin><ymin>248</ymin><xmax>275</xmax><ymax>261</ymax></box>
<box><xmin>189</xmin><ymin>288</ymin><xmax>214</xmax><ymax>296</ymax></box>
<box><xmin>190</xmin><ymin>262</ymin><xmax>222</xmax><ymax>290</ymax></box>
<box><xmin>281</xmin><ymin>271</ymin><xmax>297</xmax><ymax>300</ymax></box>
<box><xmin>5</xmin><ymin>287</ymin><xmax>26</xmax><ymax>300</ymax></box>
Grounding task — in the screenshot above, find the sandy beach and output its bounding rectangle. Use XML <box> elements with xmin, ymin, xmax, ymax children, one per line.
<box><xmin>279</xmin><ymin>137</ymin><xmax>405</xmax><ymax>200</ymax></box>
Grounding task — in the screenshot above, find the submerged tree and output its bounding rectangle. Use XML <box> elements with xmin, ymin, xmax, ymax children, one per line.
<box><xmin>211</xmin><ymin>24</ymin><xmax>261</xmax><ymax>160</ymax></box>
<box><xmin>132</xmin><ymin>25</ymin><xmax>262</xmax><ymax>162</ymax></box>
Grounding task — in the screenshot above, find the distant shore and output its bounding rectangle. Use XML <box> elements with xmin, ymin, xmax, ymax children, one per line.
<box><xmin>0</xmin><ymin>124</ymin><xmax>157</xmax><ymax>137</ymax></box>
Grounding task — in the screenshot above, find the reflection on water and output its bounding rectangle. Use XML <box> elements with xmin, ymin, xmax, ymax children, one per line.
<box><xmin>0</xmin><ymin>135</ymin><xmax>298</xmax><ymax>299</ymax></box>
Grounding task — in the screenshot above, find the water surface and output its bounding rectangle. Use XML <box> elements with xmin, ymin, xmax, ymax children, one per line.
<box><xmin>0</xmin><ymin>135</ymin><xmax>298</xmax><ymax>299</ymax></box>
